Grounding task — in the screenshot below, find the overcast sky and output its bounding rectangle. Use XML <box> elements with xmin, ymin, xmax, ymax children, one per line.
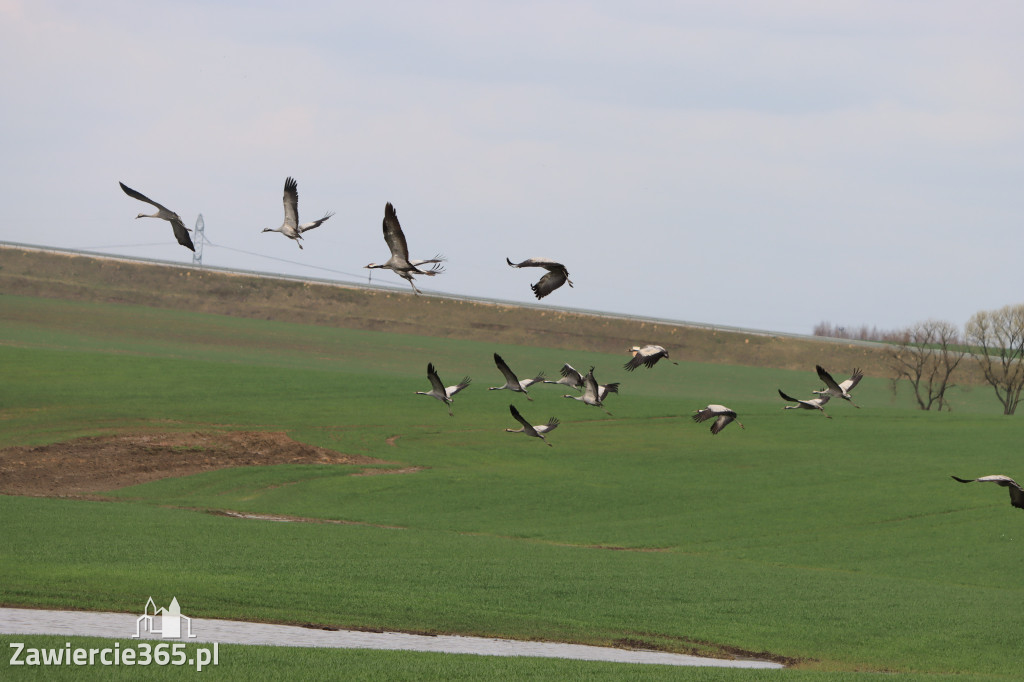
<box><xmin>2</xmin><ymin>1</ymin><xmax>1021</xmax><ymax>335</ymax></box>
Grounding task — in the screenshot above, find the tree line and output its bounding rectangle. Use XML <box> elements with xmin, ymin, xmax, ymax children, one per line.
<box><xmin>815</xmin><ymin>304</ymin><xmax>1024</xmax><ymax>414</ymax></box>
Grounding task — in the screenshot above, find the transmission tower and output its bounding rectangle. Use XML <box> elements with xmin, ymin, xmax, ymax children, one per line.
<box><xmin>192</xmin><ymin>214</ymin><xmax>205</xmax><ymax>266</ymax></box>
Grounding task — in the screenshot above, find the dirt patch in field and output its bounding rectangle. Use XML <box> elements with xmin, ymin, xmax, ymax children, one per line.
<box><xmin>0</xmin><ymin>431</ymin><xmax>386</xmax><ymax>498</ymax></box>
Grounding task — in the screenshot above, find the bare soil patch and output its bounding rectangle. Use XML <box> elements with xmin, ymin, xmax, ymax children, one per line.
<box><xmin>0</xmin><ymin>431</ymin><xmax>384</xmax><ymax>498</ymax></box>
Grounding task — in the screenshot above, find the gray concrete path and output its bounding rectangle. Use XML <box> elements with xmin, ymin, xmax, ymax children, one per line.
<box><xmin>0</xmin><ymin>607</ymin><xmax>783</xmax><ymax>669</ymax></box>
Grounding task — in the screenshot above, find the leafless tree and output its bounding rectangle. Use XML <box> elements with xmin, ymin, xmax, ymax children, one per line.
<box><xmin>965</xmin><ymin>304</ymin><xmax>1024</xmax><ymax>415</ymax></box>
<box><xmin>813</xmin><ymin>321</ymin><xmax>900</xmax><ymax>343</ymax></box>
<box><xmin>886</xmin><ymin>320</ymin><xmax>965</xmax><ymax>411</ymax></box>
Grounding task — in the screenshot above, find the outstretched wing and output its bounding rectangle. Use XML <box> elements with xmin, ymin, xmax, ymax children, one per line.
<box><xmin>581</xmin><ymin>368</ymin><xmax>600</xmax><ymax>403</ymax></box>
<box><xmin>841</xmin><ymin>368</ymin><xmax>864</xmax><ymax>392</ymax></box>
<box><xmin>282</xmin><ymin>177</ymin><xmax>299</xmax><ymax>229</ymax></box>
<box><xmin>494</xmin><ymin>353</ymin><xmax>520</xmax><ymax>385</ymax></box>
<box><xmin>531</xmin><ymin>269</ymin><xmax>569</xmax><ymax>299</ymax></box>
<box><xmin>559</xmin><ymin>363</ymin><xmax>583</xmax><ymax>384</ymax></box>
<box><xmin>623</xmin><ymin>348</ymin><xmax>655</xmax><ymax>372</ymax></box>
<box><xmin>383</xmin><ymin>203</ymin><xmax>411</xmax><ymax>261</ymax></box>
<box><xmin>446</xmin><ymin>376</ymin><xmax>471</xmax><ymax>398</ymax></box>
<box><xmin>598</xmin><ymin>383</ymin><xmax>619</xmax><ymax>401</ymax></box>
<box><xmin>299</xmin><ymin>212</ymin><xmax>334</xmax><ymax>233</ymax></box>
<box><xmin>952</xmin><ymin>475</ymin><xmax>1024</xmax><ymax>509</ymax></box>
<box><xmin>119</xmin><ymin>182</ymin><xmax>170</xmax><ymax>213</ymax></box>
<box><xmin>710</xmin><ymin>414</ymin><xmax>736</xmax><ymax>435</ymax></box>
<box><xmin>816</xmin><ymin>365</ymin><xmax>842</xmax><ymax>394</ymax></box>
<box><xmin>778</xmin><ymin>389</ymin><xmax>800</xmax><ymax>403</ymax></box>
<box><xmin>692</xmin><ymin>407</ymin><xmax>716</xmax><ymax>423</ymax></box>
<box><xmin>426</xmin><ymin>363</ymin><xmax>446</xmax><ymax>394</ymax></box>
<box><xmin>536</xmin><ymin>416</ymin><xmax>560</xmax><ymax>434</ymax></box>
<box><xmin>410</xmin><ymin>254</ymin><xmax>446</xmax><ymax>267</ymax></box>
<box><xmin>507</xmin><ymin>257</ymin><xmax>564</xmax><ymax>269</ymax></box>
<box><xmin>170</xmin><ymin>218</ymin><xmax>195</xmax><ymax>251</ymax></box>
<box><xmin>509</xmin><ymin>403</ymin><xmax>533</xmax><ymax>431</ymax></box>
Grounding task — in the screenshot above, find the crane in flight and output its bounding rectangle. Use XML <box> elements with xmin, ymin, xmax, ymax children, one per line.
<box><xmin>365</xmin><ymin>202</ymin><xmax>445</xmax><ymax>294</ymax></box>
<box><xmin>505</xmin><ymin>257</ymin><xmax>573</xmax><ymax>299</ymax></box>
<box><xmin>261</xmin><ymin>176</ymin><xmax>333</xmax><ymax>249</ymax></box>
<box><xmin>561</xmin><ymin>367</ymin><xmax>614</xmax><ymax>416</ymax></box>
<box><xmin>489</xmin><ymin>353</ymin><xmax>545</xmax><ymax>401</ymax></box>
<box><xmin>415</xmin><ymin>363</ymin><xmax>471</xmax><ymax>416</ymax></box>
<box><xmin>505</xmin><ymin>404</ymin><xmax>559</xmax><ymax>446</ymax></box>
<box><xmin>692</xmin><ymin>405</ymin><xmax>744</xmax><ymax>435</ymax></box>
<box><xmin>778</xmin><ymin>389</ymin><xmax>832</xmax><ymax>418</ymax></box>
<box><xmin>951</xmin><ymin>475</ymin><xmax>1024</xmax><ymax>509</ymax></box>
<box><xmin>814</xmin><ymin>366</ymin><xmax>863</xmax><ymax>407</ymax></box>
<box><xmin>118</xmin><ymin>182</ymin><xmax>195</xmax><ymax>252</ymax></box>
<box><xmin>624</xmin><ymin>345</ymin><xmax>676</xmax><ymax>372</ymax></box>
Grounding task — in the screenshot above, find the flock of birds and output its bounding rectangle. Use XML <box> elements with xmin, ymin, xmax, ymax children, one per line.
<box><xmin>120</xmin><ymin>179</ymin><xmax>1022</xmax><ymax>510</ymax></box>
<box><xmin>119</xmin><ymin>178</ymin><xmax>571</xmax><ymax>299</ymax></box>
<box><xmin>415</xmin><ymin>346</ymin><xmax>674</xmax><ymax>446</ymax></box>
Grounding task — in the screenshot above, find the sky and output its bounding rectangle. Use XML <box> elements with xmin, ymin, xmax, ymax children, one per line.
<box><xmin>1</xmin><ymin>1</ymin><xmax>1022</xmax><ymax>335</ymax></box>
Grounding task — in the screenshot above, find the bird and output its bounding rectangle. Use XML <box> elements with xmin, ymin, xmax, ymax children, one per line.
<box><xmin>261</xmin><ymin>176</ymin><xmax>333</xmax><ymax>249</ymax></box>
<box><xmin>504</xmin><ymin>404</ymin><xmax>559</xmax><ymax>446</ymax></box>
<box><xmin>778</xmin><ymin>389</ymin><xmax>832</xmax><ymax>418</ymax></box>
<box><xmin>624</xmin><ymin>345</ymin><xmax>677</xmax><ymax>372</ymax></box>
<box><xmin>489</xmin><ymin>353</ymin><xmax>545</xmax><ymax>400</ymax></box>
<box><xmin>814</xmin><ymin>366</ymin><xmax>863</xmax><ymax>407</ymax></box>
<box><xmin>544</xmin><ymin>363</ymin><xmax>586</xmax><ymax>390</ymax></box>
<box><xmin>548</xmin><ymin>364</ymin><xmax>620</xmax><ymax>399</ymax></box>
<box><xmin>562</xmin><ymin>367</ymin><xmax>613</xmax><ymax>415</ymax></box>
<box><xmin>951</xmin><ymin>475</ymin><xmax>1024</xmax><ymax>509</ymax></box>
<box><xmin>118</xmin><ymin>182</ymin><xmax>195</xmax><ymax>251</ymax></box>
<box><xmin>692</xmin><ymin>405</ymin><xmax>745</xmax><ymax>435</ymax></box>
<box><xmin>505</xmin><ymin>257</ymin><xmax>573</xmax><ymax>299</ymax></box>
<box><xmin>365</xmin><ymin>202</ymin><xmax>445</xmax><ymax>294</ymax></box>
<box><xmin>415</xmin><ymin>363</ymin><xmax>471</xmax><ymax>417</ymax></box>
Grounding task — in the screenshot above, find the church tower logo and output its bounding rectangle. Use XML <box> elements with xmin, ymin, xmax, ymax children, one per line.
<box><xmin>133</xmin><ymin>597</ymin><xmax>196</xmax><ymax>639</ymax></box>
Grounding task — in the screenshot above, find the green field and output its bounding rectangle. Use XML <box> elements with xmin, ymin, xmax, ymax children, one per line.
<box><xmin>1</xmin><ymin>292</ymin><xmax>1021</xmax><ymax>681</ymax></box>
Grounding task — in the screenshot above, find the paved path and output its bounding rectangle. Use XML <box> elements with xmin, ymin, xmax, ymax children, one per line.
<box><xmin>0</xmin><ymin>607</ymin><xmax>783</xmax><ymax>669</ymax></box>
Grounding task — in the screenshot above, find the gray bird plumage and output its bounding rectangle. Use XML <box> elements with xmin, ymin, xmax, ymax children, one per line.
<box><xmin>119</xmin><ymin>181</ymin><xmax>195</xmax><ymax>251</ymax></box>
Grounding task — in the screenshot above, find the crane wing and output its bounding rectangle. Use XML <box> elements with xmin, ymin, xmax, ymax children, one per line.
<box><xmin>778</xmin><ymin>389</ymin><xmax>800</xmax><ymax>403</ymax></box>
<box><xmin>559</xmin><ymin>363</ymin><xmax>583</xmax><ymax>384</ymax></box>
<box><xmin>446</xmin><ymin>376</ymin><xmax>471</xmax><ymax>398</ymax></box>
<box><xmin>711</xmin><ymin>414</ymin><xmax>734</xmax><ymax>435</ymax></box>
<box><xmin>509</xmin><ymin>404</ymin><xmax>534</xmax><ymax>432</ymax></box>
<box><xmin>170</xmin><ymin>217</ymin><xmax>195</xmax><ymax>251</ymax></box>
<box><xmin>383</xmin><ymin>203</ymin><xmax>411</xmax><ymax>261</ymax></box>
<box><xmin>493</xmin><ymin>353</ymin><xmax>520</xmax><ymax>385</ymax></box>
<box><xmin>119</xmin><ymin>182</ymin><xmax>171</xmax><ymax>213</ymax></box>
<box><xmin>282</xmin><ymin>177</ymin><xmax>299</xmax><ymax>229</ymax></box>
<box><xmin>536</xmin><ymin>416</ymin><xmax>560</xmax><ymax>433</ymax></box>
<box><xmin>692</xmin><ymin>407</ymin><xmax>716</xmax><ymax>423</ymax></box>
<box><xmin>815</xmin><ymin>365</ymin><xmax>843</xmax><ymax>393</ymax></box>
<box><xmin>841</xmin><ymin>368</ymin><xmax>864</xmax><ymax>392</ymax></box>
<box><xmin>530</xmin><ymin>270</ymin><xmax>569</xmax><ymax>299</ymax></box>
<box><xmin>952</xmin><ymin>475</ymin><xmax>1024</xmax><ymax>509</ymax></box>
<box><xmin>581</xmin><ymin>368</ymin><xmax>600</xmax><ymax>403</ymax></box>
<box><xmin>299</xmin><ymin>212</ymin><xmax>334</xmax><ymax>233</ymax></box>
<box><xmin>426</xmin><ymin>363</ymin><xmax>446</xmax><ymax>394</ymax></box>
<box><xmin>598</xmin><ymin>383</ymin><xmax>619</xmax><ymax>401</ymax></box>
<box><xmin>507</xmin><ymin>257</ymin><xmax>563</xmax><ymax>269</ymax></box>
<box><xmin>623</xmin><ymin>354</ymin><xmax>645</xmax><ymax>372</ymax></box>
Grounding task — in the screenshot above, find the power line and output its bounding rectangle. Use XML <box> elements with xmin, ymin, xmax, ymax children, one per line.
<box><xmin>201</xmin><ymin>240</ymin><xmax>386</xmax><ymax>283</ymax></box>
<box><xmin>74</xmin><ymin>242</ymin><xmax>172</xmax><ymax>250</ymax></box>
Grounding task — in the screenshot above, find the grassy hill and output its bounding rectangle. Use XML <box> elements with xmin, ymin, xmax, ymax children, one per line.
<box><xmin>1</xmin><ymin>244</ymin><xmax>898</xmax><ymax>376</ymax></box>
<box><xmin>2</xmin><ymin>244</ymin><xmax>1018</xmax><ymax>680</ymax></box>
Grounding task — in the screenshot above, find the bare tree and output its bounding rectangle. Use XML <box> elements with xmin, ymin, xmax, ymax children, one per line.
<box><xmin>887</xmin><ymin>320</ymin><xmax>965</xmax><ymax>411</ymax></box>
<box><xmin>965</xmin><ymin>304</ymin><xmax>1024</xmax><ymax>415</ymax></box>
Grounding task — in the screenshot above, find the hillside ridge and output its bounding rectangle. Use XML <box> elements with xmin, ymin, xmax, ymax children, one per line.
<box><xmin>0</xmin><ymin>245</ymin><xmax>890</xmax><ymax>374</ymax></box>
